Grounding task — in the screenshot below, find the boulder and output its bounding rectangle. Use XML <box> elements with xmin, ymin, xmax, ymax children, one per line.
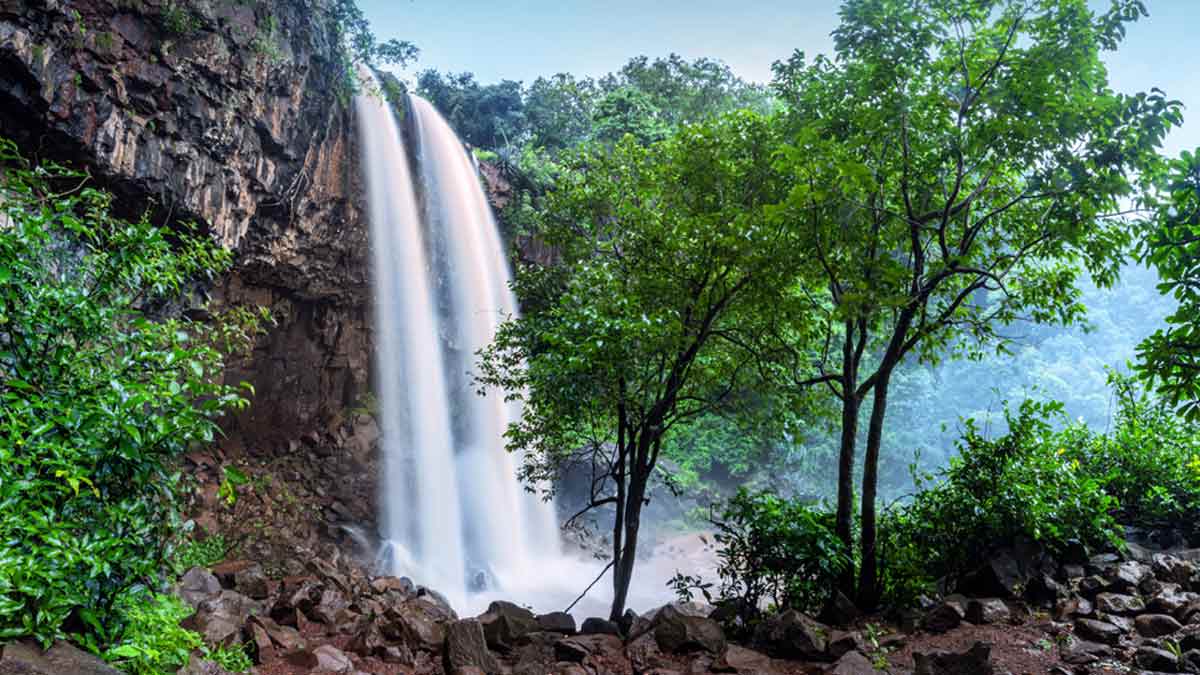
<box><xmin>965</xmin><ymin>598</ymin><xmax>1010</xmax><ymax>625</ymax></box>
<box><xmin>1058</xmin><ymin>638</ymin><xmax>1112</xmax><ymax>666</ymax></box>
<box><xmin>0</xmin><ymin>641</ymin><xmax>122</xmax><ymax>675</ymax></box>
<box><xmin>178</xmin><ymin>567</ymin><xmax>222</xmax><ymax>608</ymax></box>
<box><xmin>1095</xmin><ymin>592</ymin><xmax>1146</xmax><ymax>615</ymax></box>
<box><xmin>232</xmin><ymin>563</ymin><xmax>271</xmax><ymax>600</ymax></box>
<box><xmin>1073</xmin><ymin>618</ymin><xmax>1124</xmax><ymax>645</ymax></box>
<box><xmin>923</xmin><ymin>599</ymin><xmax>965</xmax><ymax>633</ymax></box>
<box><xmin>186</xmin><ymin>590</ymin><xmax>263</xmax><ymax>646</ymax></box>
<box><xmin>1135</xmin><ymin>645</ymin><xmax>1181</xmax><ymax>672</ymax></box>
<box><xmin>754</xmin><ymin>609</ymin><xmax>829</xmax><ymax>660</ymax></box>
<box><xmin>313</xmin><ymin>644</ymin><xmax>354</xmax><ymax>673</ymax></box>
<box><xmin>1154</xmin><ymin>554</ymin><xmax>1197</xmax><ymax>585</ymax></box>
<box><xmin>478</xmin><ymin>601</ymin><xmax>539</xmax><ymax>651</ymax></box>
<box><xmin>444</xmin><ymin>620</ymin><xmax>500</xmax><ymax>674</ymax></box>
<box><xmin>369</xmin><ymin>576</ymin><xmax>414</xmax><ymax>595</ymax></box>
<box><xmin>652</xmin><ymin>604</ymin><xmax>726</xmax><ymax>655</ymax></box>
<box><xmin>385</xmin><ymin>598</ymin><xmax>452</xmax><ymax>651</ymax></box>
<box><xmin>1136</xmin><ymin>613</ymin><xmax>1184</xmax><ymax>638</ymax></box>
<box><xmin>961</xmin><ymin>550</ymin><xmax>1025</xmax><ymax>597</ymax></box>
<box><xmin>826</xmin><ymin>650</ymin><xmax>883</xmax><ymax>674</ymax></box>
<box><xmin>536</xmin><ymin>611</ymin><xmax>576</xmax><ymax>635</ymax></box>
<box><xmin>210</xmin><ymin>560</ymin><xmax>258</xmax><ymax>589</ymax></box>
<box><xmin>554</xmin><ymin>634</ymin><xmax>624</xmax><ymax>663</ymax></box>
<box><xmin>913</xmin><ymin>641</ymin><xmax>994</xmax><ymax>675</ymax></box>
<box><xmin>712</xmin><ymin>644</ymin><xmax>774</xmax><ymax>673</ymax></box>
<box><xmin>580</xmin><ymin>617</ymin><xmax>621</xmax><ymax>636</ymax></box>
<box><xmin>1108</xmin><ymin>561</ymin><xmax>1152</xmax><ymax>591</ymax></box>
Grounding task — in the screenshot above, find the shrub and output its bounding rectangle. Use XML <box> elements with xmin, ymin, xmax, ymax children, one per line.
<box><xmin>1065</xmin><ymin>375</ymin><xmax>1200</xmax><ymax>542</ymax></box>
<box><xmin>881</xmin><ymin>400</ymin><xmax>1120</xmax><ymax>603</ymax></box>
<box><xmin>708</xmin><ymin>488</ymin><xmax>847</xmax><ymax>623</ymax></box>
<box><xmin>170</xmin><ymin>535</ymin><xmax>229</xmax><ymax>577</ymax></box>
<box><xmin>0</xmin><ymin>138</ymin><xmax>264</xmax><ymax>646</ymax></box>
<box><xmin>102</xmin><ymin>592</ymin><xmax>201</xmax><ymax>675</ymax></box>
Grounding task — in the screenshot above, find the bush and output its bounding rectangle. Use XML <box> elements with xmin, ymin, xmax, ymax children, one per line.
<box><xmin>1065</xmin><ymin>375</ymin><xmax>1200</xmax><ymax>542</ymax></box>
<box><xmin>102</xmin><ymin>592</ymin><xmax>201</xmax><ymax>675</ymax></box>
<box><xmin>880</xmin><ymin>399</ymin><xmax>1120</xmax><ymax>604</ymax></box>
<box><xmin>708</xmin><ymin>488</ymin><xmax>847</xmax><ymax>623</ymax></box>
<box><xmin>0</xmin><ymin>138</ymin><xmax>264</xmax><ymax>646</ymax></box>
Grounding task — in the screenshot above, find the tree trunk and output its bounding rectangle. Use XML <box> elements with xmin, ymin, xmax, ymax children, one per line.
<box><xmin>609</xmin><ymin>458</ymin><xmax>649</xmax><ymax>621</ymax></box>
<box><xmin>834</xmin><ymin>323</ymin><xmax>861</xmax><ymax>597</ymax></box>
<box><xmin>857</xmin><ymin>367</ymin><xmax>892</xmax><ymax>608</ymax></box>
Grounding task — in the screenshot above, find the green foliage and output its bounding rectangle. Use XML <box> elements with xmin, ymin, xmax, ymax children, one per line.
<box><xmin>159</xmin><ymin>1</ymin><xmax>200</xmax><ymax>37</ymax></box>
<box><xmin>591</xmin><ymin>87</ymin><xmax>669</xmax><ymax>146</ymax></box>
<box><xmin>1063</xmin><ymin>375</ymin><xmax>1200</xmax><ymax>539</ymax></box>
<box><xmin>0</xmin><ymin>138</ymin><xmax>263</xmax><ymax>646</ymax></box>
<box><xmin>204</xmin><ymin>643</ymin><xmax>252</xmax><ymax>673</ymax></box>
<box><xmin>882</xmin><ymin>400</ymin><xmax>1120</xmax><ymax>603</ymax></box>
<box><xmin>710</xmin><ymin>489</ymin><xmax>848</xmax><ymax>620</ymax></box>
<box><xmin>326</xmin><ymin>0</ymin><xmax>419</xmax><ymax>106</ymax></box>
<box><xmin>416</xmin><ymin>70</ymin><xmax>526</xmax><ymax>149</ymax></box>
<box><xmin>102</xmin><ymin>591</ymin><xmax>201</xmax><ymax>675</ymax></box>
<box><xmin>170</xmin><ymin>535</ymin><xmax>228</xmax><ymax>576</ymax></box>
<box><xmin>1139</xmin><ymin>149</ymin><xmax>1200</xmax><ymax>419</ymax></box>
<box><xmin>217</xmin><ymin>466</ymin><xmax>250</xmax><ymax>507</ymax></box>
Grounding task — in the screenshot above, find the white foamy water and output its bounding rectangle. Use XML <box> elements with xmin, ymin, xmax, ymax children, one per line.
<box><xmin>356</xmin><ymin>80</ymin><xmax>683</xmax><ymax>616</ymax></box>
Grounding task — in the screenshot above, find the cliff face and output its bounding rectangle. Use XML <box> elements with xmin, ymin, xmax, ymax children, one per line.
<box><xmin>0</xmin><ymin>0</ymin><xmax>372</xmax><ymax>448</ymax></box>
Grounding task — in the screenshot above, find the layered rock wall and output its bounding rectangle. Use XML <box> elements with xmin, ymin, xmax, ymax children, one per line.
<box><xmin>0</xmin><ymin>0</ymin><xmax>372</xmax><ymax>448</ymax></box>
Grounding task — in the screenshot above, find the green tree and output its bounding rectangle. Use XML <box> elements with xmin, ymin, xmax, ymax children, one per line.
<box><xmin>601</xmin><ymin>53</ymin><xmax>773</xmax><ymax>127</ymax></box>
<box><xmin>524</xmin><ymin>73</ymin><xmax>600</xmax><ymax>151</ymax></box>
<box><xmin>478</xmin><ymin>113</ymin><xmax>809</xmax><ymax>620</ymax></box>
<box><xmin>416</xmin><ymin>70</ymin><xmax>527</xmax><ymax>148</ymax></box>
<box><xmin>591</xmin><ymin>87</ymin><xmax>670</xmax><ymax>146</ymax></box>
<box><xmin>1139</xmin><ymin>149</ymin><xmax>1200</xmax><ymax>418</ymax></box>
<box><xmin>769</xmin><ymin>0</ymin><xmax>1180</xmax><ymax>606</ymax></box>
<box><xmin>0</xmin><ymin>139</ymin><xmax>264</xmax><ymax>646</ymax></box>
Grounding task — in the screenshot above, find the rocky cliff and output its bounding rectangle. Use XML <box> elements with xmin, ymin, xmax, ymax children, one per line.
<box><xmin>0</xmin><ymin>0</ymin><xmax>372</xmax><ymax>449</ymax></box>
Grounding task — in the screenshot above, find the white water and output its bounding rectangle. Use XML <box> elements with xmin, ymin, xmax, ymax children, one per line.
<box><xmin>356</xmin><ymin>81</ymin><xmax>682</xmax><ymax>617</ymax></box>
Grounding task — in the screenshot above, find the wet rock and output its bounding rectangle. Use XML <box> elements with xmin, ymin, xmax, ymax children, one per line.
<box><xmin>1154</xmin><ymin>554</ymin><xmax>1197</xmax><ymax>585</ymax></box>
<box><xmin>0</xmin><ymin>640</ymin><xmax>122</xmax><ymax>675</ymax></box>
<box><xmin>369</xmin><ymin>576</ymin><xmax>414</xmax><ymax>595</ymax></box>
<box><xmin>712</xmin><ymin>644</ymin><xmax>774</xmax><ymax>673</ymax></box>
<box><xmin>1095</xmin><ymin>592</ymin><xmax>1146</xmax><ymax>615</ymax></box>
<box><xmin>1108</xmin><ymin>561</ymin><xmax>1152</xmax><ymax>591</ymax></box>
<box><xmin>1054</xmin><ymin>595</ymin><xmax>1093</xmax><ymax>621</ymax></box>
<box><xmin>1137</xmin><ymin>613</ymin><xmax>1184</xmax><ymax>637</ymax></box>
<box><xmin>386</xmin><ymin>598</ymin><xmax>451</xmax><ymax>651</ymax></box>
<box><xmin>444</xmin><ymin>619</ymin><xmax>500</xmax><ymax>674</ymax></box>
<box><xmin>178</xmin><ymin>566</ymin><xmax>222</xmax><ymax>608</ymax></box>
<box><xmin>232</xmin><ymin>563</ymin><xmax>270</xmax><ymax>600</ymax></box>
<box><xmin>554</xmin><ymin>634</ymin><xmax>623</xmax><ymax>663</ymax></box>
<box><xmin>535</xmin><ymin>611</ymin><xmax>576</xmax><ymax>635</ymax></box>
<box><xmin>1059</xmin><ymin>638</ymin><xmax>1112</xmax><ymax>665</ymax></box>
<box><xmin>652</xmin><ymin>604</ymin><xmax>726</xmax><ymax>655</ymax></box>
<box><xmin>580</xmin><ymin>617</ymin><xmax>621</xmax><ymax>636</ymax></box>
<box><xmin>826</xmin><ymin>630</ymin><xmax>865</xmax><ymax>660</ymax></box>
<box><xmin>754</xmin><ymin>609</ymin><xmax>829</xmax><ymax>660</ymax></box>
<box><xmin>961</xmin><ymin>550</ymin><xmax>1025</xmax><ymax>597</ymax></box>
<box><xmin>617</xmin><ymin>609</ymin><xmax>638</xmax><ymax>636</ymax></box>
<box><xmin>826</xmin><ymin>591</ymin><xmax>861</xmax><ymax>626</ymax></box>
<box><xmin>923</xmin><ymin>599</ymin><xmax>965</xmax><ymax>633</ymax></box>
<box><xmin>478</xmin><ymin>601</ymin><xmax>539</xmax><ymax>651</ymax></box>
<box><xmin>826</xmin><ymin>650</ymin><xmax>883</xmax><ymax>675</ymax></box>
<box><xmin>186</xmin><ymin>590</ymin><xmax>263</xmax><ymax>645</ymax></box>
<box><xmin>1077</xmin><ymin>575</ymin><xmax>1106</xmax><ymax>597</ymax></box>
<box><xmin>1025</xmin><ymin>573</ymin><xmax>1067</xmax><ymax>606</ymax></box>
<box><xmin>913</xmin><ymin>641</ymin><xmax>994</xmax><ymax>675</ymax></box>
<box><xmin>965</xmin><ymin>598</ymin><xmax>1010</xmax><ymax>625</ymax></box>
<box><xmin>313</xmin><ymin>644</ymin><xmax>354</xmax><ymax>673</ymax></box>
<box><xmin>1074</xmin><ymin>618</ymin><xmax>1124</xmax><ymax>645</ymax></box>
<box><xmin>1135</xmin><ymin>645</ymin><xmax>1181</xmax><ymax>671</ymax></box>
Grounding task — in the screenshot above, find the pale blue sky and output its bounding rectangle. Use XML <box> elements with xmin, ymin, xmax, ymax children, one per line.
<box><xmin>359</xmin><ymin>0</ymin><xmax>1199</xmax><ymax>155</ymax></box>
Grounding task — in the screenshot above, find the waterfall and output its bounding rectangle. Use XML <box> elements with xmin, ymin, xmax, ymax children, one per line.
<box><xmin>354</xmin><ymin>78</ymin><xmax>561</xmax><ymax>611</ymax></box>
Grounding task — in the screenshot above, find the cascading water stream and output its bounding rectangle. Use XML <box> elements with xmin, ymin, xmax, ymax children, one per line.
<box><xmin>354</xmin><ymin>77</ymin><xmax>564</xmax><ymax>612</ymax></box>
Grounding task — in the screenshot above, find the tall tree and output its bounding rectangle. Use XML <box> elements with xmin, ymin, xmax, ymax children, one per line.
<box><xmin>478</xmin><ymin>112</ymin><xmax>809</xmax><ymax>620</ymax></box>
<box><xmin>769</xmin><ymin>0</ymin><xmax>1181</xmax><ymax>606</ymax></box>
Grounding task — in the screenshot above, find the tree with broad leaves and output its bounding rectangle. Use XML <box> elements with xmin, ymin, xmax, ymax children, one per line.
<box><xmin>766</xmin><ymin>0</ymin><xmax>1181</xmax><ymax>607</ymax></box>
<box><xmin>477</xmin><ymin>112</ymin><xmax>818</xmax><ymax>621</ymax></box>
